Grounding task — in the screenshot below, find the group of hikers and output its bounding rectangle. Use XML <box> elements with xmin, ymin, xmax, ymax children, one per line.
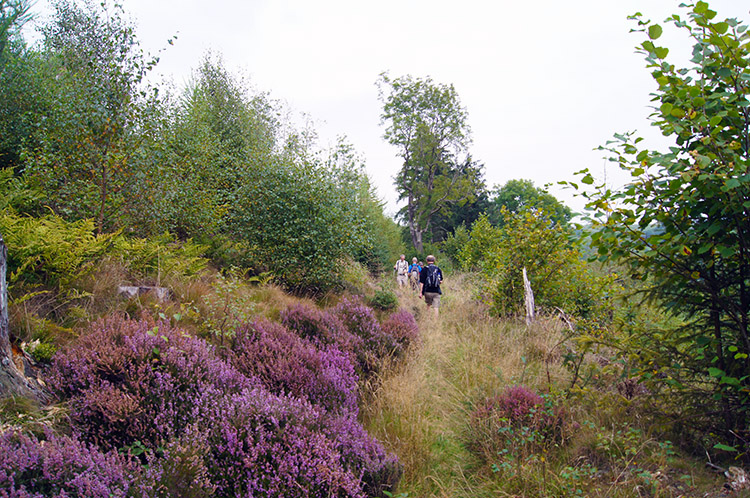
<box><xmin>393</xmin><ymin>254</ymin><xmax>443</xmax><ymax>316</ymax></box>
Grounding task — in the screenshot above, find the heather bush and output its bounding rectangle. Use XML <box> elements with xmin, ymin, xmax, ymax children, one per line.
<box><xmin>49</xmin><ymin>314</ymin><xmax>251</xmax><ymax>451</ymax></box>
<box><xmin>47</xmin><ymin>313</ymin><xmax>402</xmax><ymax>497</ymax></box>
<box><xmin>325</xmin><ymin>414</ymin><xmax>403</xmax><ymax>497</ymax></box>
<box><xmin>381</xmin><ymin>309</ymin><xmax>420</xmax><ymax>352</ymax></box>
<box><xmin>333</xmin><ymin>297</ymin><xmax>400</xmax><ymax>374</ymax></box>
<box><xmin>0</xmin><ymin>429</ymin><xmax>139</xmax><ymax>498</ymax></box>
<box><xmin>281</xmin><ymin>303</ymin><xmax>352</xmax><ymax>345</ymax></box>
<box><xmin>202</xmin><ymin>388</ymin><xmax>366</xmax><ymax>498</ymax></box>
<box><xmin>230</xmin><ymin>319</ymin><xmax>359</xmax><ymax>414</ymax></box>
<box><xmin>467</xmin><ymin>386</ymin><xmax>569</xmax><ymax>471</ymax></box>
<box><xmin>281</xmin><ymin>303</ymin><xmax>366</xmax><ymax>368</ymax></box>
<box><xmin>139</xmin><ymin>425</ymin><xmax>216</xmax><ymax>498</ymax></box>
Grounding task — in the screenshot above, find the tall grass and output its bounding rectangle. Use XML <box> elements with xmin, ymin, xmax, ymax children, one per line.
<box><xmin>363</xmin><ymin>273</ymin><xmax>727</xmax><ymax>498</ymax></box>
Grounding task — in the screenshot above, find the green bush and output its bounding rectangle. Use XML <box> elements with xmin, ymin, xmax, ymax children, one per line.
<box><xmin>370</xmin><ymin>288</ymin><xmax>398</xmax><ymax>312</ymax></box>
<box><xmin>26</xmin><ymin>341</ymin><xmax>58</xmax><ymax>364</ymax></box>
<box><xmin>459</xmin><ymin>209</ymin><xmax>612</xmax><ymax>319</ymax></box>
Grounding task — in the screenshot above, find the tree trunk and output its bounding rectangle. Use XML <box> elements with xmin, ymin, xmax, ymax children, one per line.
<box><xmin>407</xmin><ymin>193</ymin><xmax>425</xmax><ymax>253</ymax></box>
<box><xmin>0</xmin><ymin>232</ymin><xmax>45</xmax><ymax>400</ymax></box>
<box><xmin>0</xmin><ymin>232</ymin><xmax>10</xmax><ymax>361</ymax></box>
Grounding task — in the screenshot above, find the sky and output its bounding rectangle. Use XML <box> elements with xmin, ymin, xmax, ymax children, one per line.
<box><xmin>29</xmin><ymin>0</ymin><xmax>750</xmax><ymax>216</ymax></box>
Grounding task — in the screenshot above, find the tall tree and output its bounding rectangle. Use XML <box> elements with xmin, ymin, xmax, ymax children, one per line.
<box><xmin>0</xmin><ymin>0</ymin><xmax>34</xmax><ymax>172</ymax></box>
<box><xmin>0</xmin><ymin>0</ymin><xmax>30</xmax><ymax>60</ymax></box>
<box><xmin>24</xmin><ymin>0</ymin><xmax>160</xmax><ymax>233</ymax></box>
<box><xmin>574</xmin><ymin>1</ymin><xmax>750</xmax><ymax>444</ymax></box>
<box><xmin>378</xmin><ymin>73</ymin><xmax>481</xmax><ymax>253</ymax></box>
<box><xmin>489</xmin><ymin>179</ymin><xmax>572</xmax><ymax>226</ymax></box>
<box><xmin>0</xmin><ymin>0</ymin><xmax>43</xmax><ymax>399</ymax></box>
<box><xmin>430</xmin><ymin>173</ymin><xmax>489</xmax><ymax>243</ymax></box>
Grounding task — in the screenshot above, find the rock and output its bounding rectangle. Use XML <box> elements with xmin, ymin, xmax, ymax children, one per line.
<box><xmin>117</xmin><ymin>285</ymin><xmax>171</xmax><ymax>302</ymax></box>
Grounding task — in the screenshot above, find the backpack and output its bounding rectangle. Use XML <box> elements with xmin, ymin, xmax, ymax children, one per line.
<box><xmin>425</xmin><ymin>266</ymin><xmax>440</xmax><ymax>288</ymax></box>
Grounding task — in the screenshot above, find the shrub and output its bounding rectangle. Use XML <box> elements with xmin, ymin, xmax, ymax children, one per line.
<box><xmin>47</xmin><ymin>313</ymin><xmax>402</xmax><ymax>496</ymax></box>
<box><xmin>229</xmin><ymin>319</ymin><xmax>359</xmax><ymax>414</ymax></box>
<box><xmin>280</xmin><ymin>303</ymin><xmax>365</xmax><ymax>357</ymax></box>
<box><xmin>139</xmin><ymin>426</ymin><xmax>217</xmax><ymax>498</ymax></box>
<box><xmin>0</xmin><ymin>429</ymin><xmax>139</xmax><ymax>498</ymax></box>
<box><xmin>381</xmin><ymin>309</ymin><xmax>420</xmax><ymax>351</ymax></box>
<box><xmin>369</xmin><ymin>287</ymin><xmax>398</xmax><ymax>312</ymax></box>
<box><xmin>325</xmin><ymin>414</ymin><xmax>403</xmax><ymax>498</ymax></box>
<box><xmin>48</xmin><ymin>314</ymin><xmax>251</xmax><ymax>451</ymax></box>
<box><xmin>333</xmin><ymin>297</ymin><xmax>400</xmax><ymax>374</ymax></box>
<box><xmin>201</xmin><ymin>388</ymin><xmax>366</xmax><ymax>498</ymax></box>
<box><xmin>468</xmin><ymin>386</ymin><xmax>569</xmax><ymax>470</ymax></box>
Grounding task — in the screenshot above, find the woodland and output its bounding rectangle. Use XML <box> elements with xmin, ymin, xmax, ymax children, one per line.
<box><xmin>0</xmin><ymin>0</ymin><xmax>749</xmax><ymax>497</ymax></box>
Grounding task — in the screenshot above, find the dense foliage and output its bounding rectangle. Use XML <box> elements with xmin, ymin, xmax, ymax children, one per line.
<box><xmin>573</xmin><ymin>1</ymin><xmax>750</xmax><ymax>450</ymax></box>
<box><xmin>488</xmin><ymin>179</ymin><xmax>572</xmax><ymax>227</ymax></box>
<box><xmin>0</xmin><ymin>1</ymin><xmax>404</xmax><ymax>294</ymax></box>
<box><xmin>457</xmin><ymin>210</ymin><xmax>610</xmax><ymax>320</ymax></box>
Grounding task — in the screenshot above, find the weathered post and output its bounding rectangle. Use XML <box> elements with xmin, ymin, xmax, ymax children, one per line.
<box><xmin>0</xmin><ymin>231</ymin><xmax>10</xmax><ymax>367</ymax></box>
<box><xmin>523</xmin><ymin>267</ymin><xmax>535</xmax><ymax>326</ymax></box>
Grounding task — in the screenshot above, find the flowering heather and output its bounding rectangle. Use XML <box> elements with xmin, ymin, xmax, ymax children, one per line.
<box><xmin>281</xmin><ymin>303</ymin><xmax>347</xmax><ymax>344</ymax></box>
<box><xmin>140</xmin><ymin>425</ymin><xmax>216</xmax><ymax>498</ymax></box>
<box><xmin>230</xmin><ymin>319</ymin><xmax>359</xmax><ymax>414</ymax></box>
<box><xmin>0</xmin><ymin>429</ymin><xmax>138</xmax><ymax>498</ymax></box>
<box><xmin>324</xmin><ymin>414</ymin><xmax>403</xmax><ymax>498</ymax></box>
<box><xmin>476</xmin><ymin>385</ymin><xmax>545</xmax><ymax>425</ymax></box>
<box><xmin>49</xmin><ymin>314</ymin><xmax>251</xmax><ymax>451</ymax></box>
<box><xmin>381</xmin><ymin>309</ymin><xmax>420</xmax><ymax>351</ymax></box>
<box><xmin>201</xmin><ymin>388</ymin><xmax>366</xmax><ymax>498</ymax></box>
<box><xmin>468</xmin><ymin>385</ymin><xmax>569</xmax><ymax>463</ymax></box>
<box><xmin>44</xmin><ymin>313</ymin><xmax>402</xmax><ymax>497</ymax></box>
<box><xmin>333</xmin><ymin>297</ymin><xmax>400</xmax><ymax>374</ymax></box>
<box><xmin>281</xmin><ymin>303</ymin><xmax>365</xmax><ymax>354</ymax></box>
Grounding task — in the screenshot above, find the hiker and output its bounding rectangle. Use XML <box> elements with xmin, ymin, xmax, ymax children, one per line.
<box><xmin>393</xmin><ymin>254</ymin><xmax>409</xmax><ymax>287</ymax></box>
<box><xmin>419</xmin><ymin>254</ymin><xmax>443</xmax><ymax>316</ymax></box>
<box><xmin>408</xmin><ymin>257</ymin><xmax>422</xmax><ymax>291</ymax></box>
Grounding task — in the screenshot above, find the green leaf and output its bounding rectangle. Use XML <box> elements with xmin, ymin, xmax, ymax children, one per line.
<box><xmin>697</xmin><ymin>243</ymin><xmax>713</xmax><ymax>254</ymax></box>
<box><xmin>660</xmin><ymin>102</ymin><xmax>674</xmax><ymax>115</ymax></box>
<box><xmin>708</xmin><ymin>367</ymin><xmax>724</xmax><ymax>378</ymax></box>
<box><xmin>694</xmin><ymin>1</ymin><xmax>708</xmax><ymax>14</ymax></box>
<box><xmin>721</xmin><ymin>376</ymin><xmax>740</xmax><ymax>386</ymax></box>
<box><xmin>670</xmin><ymin>107</ymin><xmax>685</xmax><ymax>118</ymax></box>
<box><xmin>716</xmin><ymin>245</ymin><xmax>735</xmax><ymax>258</ymax></box>
<box><xmin>713</xmin><ymin>22</ymin><xmax>728</xmax><ymax>34</ymax></box>
<box><xmin>714</xmin><ymin>443</ymin><xmax>738</xmax><ymax>452</ymax></box>
<box><xmin>654</xmin><ymin>47</ymin><xmax>669</xmax><ymax>59</ymax></box>
<box><xmin>648</xmin><ymin>24</ymin><xmax>663</xmax><ymax>39</ymax></box>
<box><xmin>581</xmin><ymin>174</ymin><xmax>594</xmax><ymax>185</ymax></box>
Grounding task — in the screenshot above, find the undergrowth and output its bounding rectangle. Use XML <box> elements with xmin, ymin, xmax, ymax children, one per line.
<box><xmin>362</xmin><ymin>273</ymin><xmax>734</xmax><ymax>498</ymax></box>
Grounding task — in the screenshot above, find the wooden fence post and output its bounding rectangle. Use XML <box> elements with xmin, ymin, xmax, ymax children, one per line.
<box><xmin>523</xmin><ymin>267</ymin><xmax>535</xmax><ymax>325</ymax></box>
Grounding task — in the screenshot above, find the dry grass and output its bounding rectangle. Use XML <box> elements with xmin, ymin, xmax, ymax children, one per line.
<box><xmin>362</xmin><ymin>273</ymin><xmax>574</xmax><ymax>497</ymax></box>
<box><xmin>362</xmin><ymin>273</ymin><xmax>729</xmax><ymax>498</ymax></box>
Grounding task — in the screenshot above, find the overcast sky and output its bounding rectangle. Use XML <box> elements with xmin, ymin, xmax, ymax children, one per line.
<box><xmin>31</xmin><ymin>0</ymin><xmax>750</xmax><ymax>216</ymax></box>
